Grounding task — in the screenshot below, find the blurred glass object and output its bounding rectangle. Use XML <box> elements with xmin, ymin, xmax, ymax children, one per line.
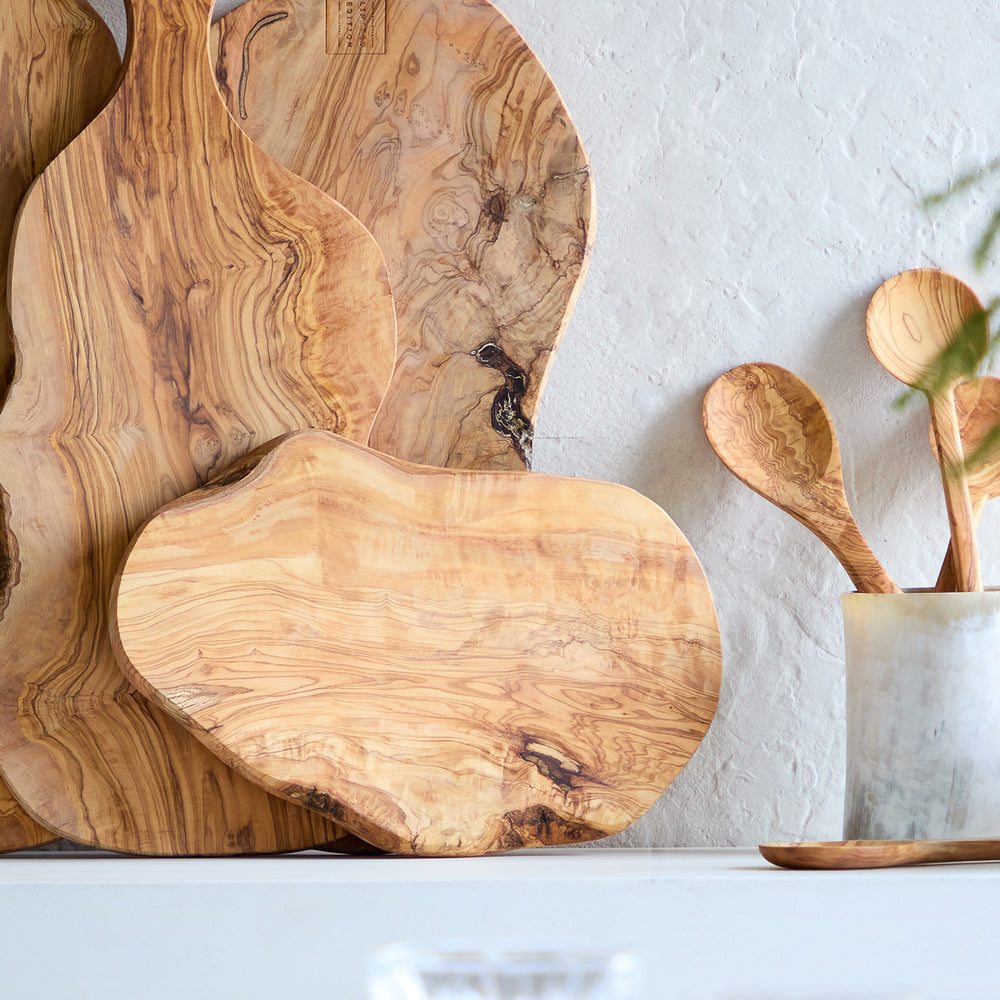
<box><xmin>366</xmin><ymin>940</ymin><xmax>638</xmax><ymax>1000</ymax></box>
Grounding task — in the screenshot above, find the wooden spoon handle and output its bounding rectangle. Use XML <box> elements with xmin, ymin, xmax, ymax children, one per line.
<box><xmin>828</xmin><ymin>521</ymin><xmax>901</xmax><ymax>594</ymax></box>
<box><xmin>929</xmin><ymin>392</ymin><xmax>982</xmax><ymax>592</ymax></box>
<box><xmin>935</xmin><ymin>499</ymin><xmax>987</xmax><ymax>592</ymax></box>
<box><xmin>760</xmin><ymin>837</ymin><xmax>1000</xmax><ymax>870</ymax></box>
<box><xmin>819</xmin><ymin>517</ymin><xmax>900</xmax><ymax>594</ymax></box>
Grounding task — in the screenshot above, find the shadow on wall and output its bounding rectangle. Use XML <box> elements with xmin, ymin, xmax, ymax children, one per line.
<box><xmin>805</xmin><ymin>290</ymin><xmax>958</xmax><ymax>590</ymax></box>
<box><xmin>628</xmin><ymin>383</ymin><xmax>725</xmax><ymax>549</ymax></box>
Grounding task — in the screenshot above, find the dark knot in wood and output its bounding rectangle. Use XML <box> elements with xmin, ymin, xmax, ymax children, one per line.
<box><xmin>472</xmin><ymin>341</ymin><xmax>532</xmax><ymax>467</ymax></box>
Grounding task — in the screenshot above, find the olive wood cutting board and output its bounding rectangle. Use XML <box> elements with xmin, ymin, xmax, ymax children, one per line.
<box><xmin>0</xmin><ymin>0</ymin><xmax>395</xmax><ymax>854</ymax></box>
<box><xmin>0</xmin><ymin>0</ymin><xmax>121</xmax><ymax>853</ymax></box>
<box><xmin>212</xmin><ymin>0</ymin><xmax>594</xmax><ymax>470</ymax></box>
<box><xmin>111</xmin><ymin>429</ymin><xmax>722</xmax><ymax>857</ymax></box>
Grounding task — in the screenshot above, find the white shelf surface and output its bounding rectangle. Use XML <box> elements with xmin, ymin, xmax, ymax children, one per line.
<box><xmin>0</xmin><ymin>847</ymin><xmax>994</xmax><ymax>999</ymax></box>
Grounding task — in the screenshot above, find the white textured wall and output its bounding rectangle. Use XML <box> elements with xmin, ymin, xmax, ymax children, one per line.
<box><xmin>88</xmin><ymin>0</ymin><xmax>1000</xmax><ymax>848</ymax></box>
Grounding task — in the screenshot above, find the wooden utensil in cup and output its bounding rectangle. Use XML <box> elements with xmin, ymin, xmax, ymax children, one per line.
<box><xmin>0</xmin><ymin>0</ymin><xmax>395</xmax><ymax>855</ymax></box>
<box><xmin>930</xmin><ymin>376</ymin><xmax>1000</xmax><ymax>591</ymax></box>
<box><xmin>703</xmin><ymin>363</ymin><xmax>899</xmax><ymax>594</ymax></box>
<box><xmin>0</xmin><ymin>0</ymin><xmax>121</xmax><ymax>853</ymax></box>
<box><xmin>867</xmin><ymin>269</ymin><xmax>989</xmax><ymax>592</ymax></box>
<box><xmin>760</xmin><ymin>837</ymin><xmax>1000</xmax><ymax>870</ymax></box>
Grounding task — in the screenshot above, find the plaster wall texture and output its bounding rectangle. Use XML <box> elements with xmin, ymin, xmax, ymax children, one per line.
<box><xmin>85</xmin><ymin>0</ymin><xmax>1000</xmax><ymax>848</ymax></box>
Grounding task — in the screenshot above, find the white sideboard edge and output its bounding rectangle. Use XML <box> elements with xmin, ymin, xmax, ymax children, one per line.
<box><xmin>0</xmin><ymin>848</ymin><xmax>995</xmax><ymax>999</ymax></box>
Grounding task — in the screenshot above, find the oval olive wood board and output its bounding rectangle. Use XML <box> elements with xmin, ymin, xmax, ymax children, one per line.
<box><xmin>111</xmin><ymin>429</ymin><xmax>722</xmax><ymax>857</ymax></box>
<box><xmin>211</xmin><ymin>0</ymin><xmax>594</xmax><ymax>471</ymax></box>
<box><xmin>0</xmin><ymin>0</ymin><xmax>396</xmax><ymax>855</ymax></box>
<box><xmin>0</xmin><ymin>0</ymin><xmax>121</xmax><ymax>853</ymax></box>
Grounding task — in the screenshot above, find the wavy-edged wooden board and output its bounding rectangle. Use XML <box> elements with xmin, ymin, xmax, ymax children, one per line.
<box><xmin>1</xmin><ymin>0</ymin><xmax>120</xmax><ymax>403</ymax></box>
<box><xmin>212</xmin><ymin>0</ymin><xmax>593</xmax><ymax>470</ymax></box>
<box><xmin>0</xmin><ymin>0</ymin><xmax>396</xmax><ymax>855</ymax></box>
<box><xmin>111</xmin><ymin>429</ymin><xmax>722</xmax><ymax>857</ymax></box>
<box><xmin>0</xmin><ymin>0</ymin><xmax>122</xmax><ymax>853</ymax></box>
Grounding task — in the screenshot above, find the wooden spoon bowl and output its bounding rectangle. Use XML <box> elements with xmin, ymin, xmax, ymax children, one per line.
<box><xmin>704</xmin><ymin>363</ymin><xmax>898</xmax><ymax>593</ymax></box>
<box><xmin>867</xmin><ymin>269</ymin><xmax>988</xmax><ymax>591</ymax></box>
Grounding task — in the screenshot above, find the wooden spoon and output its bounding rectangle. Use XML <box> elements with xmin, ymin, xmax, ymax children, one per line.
<box><xmin>0</xmin><ymin>0</ymin><xmax>121</xmax><ymax>853</ymax></box>
<box><xmin>760</xmin><ymin>837</ymin><xmax>1000</xmax><ymax>870</ymax></box>
<box><xmin>867</xmin><ymin>269</ymin><xmax>988</xmax><ymax>592</ymax></box>
<box><xmin>930</xmin><ymin>376</ymin><xmax>1000</xmax><ymax>590</ymax></box>
<box><xmin>703</xmin><ymin>363</ymin><xmax>899</xmax><ymax>594</ymax></box>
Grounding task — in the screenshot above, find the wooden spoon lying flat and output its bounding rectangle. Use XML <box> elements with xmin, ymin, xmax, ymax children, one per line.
<box><xmin>111</xmin><ymin>428</ymin><xmax>722</xmax><ymax>857</ymax></box>
<box><xmin>0</xmin><ymin>0</ymin><xmax>121</xmax><ymax>853</ymax></box>
<box><xmin>0</xmin><ymin>0</ymin><xmax>395</xmax><ymax>855</ymax></box>
<box><xmin>212</xmin><ymin>0</ymin><xmax>594</xmax><ymax>471</ymax></box>
<box><xmin>760</xmin><ymin>838</ymin><xmax>1000</xmax><ymax>870</ymax></box>
<box><xmin>867</xmin><ymin>269</ymin><xmax>988</xmax><ymax>592</ymax></box>
<box><xmin>931</xmin><ymin>376</ymin><xmax>1000</xmax><ymax>591</ymax></box>
<box><xmin>703</xmin><ymin>363</ymin><xmax>899</xmax><ymax>594</ymax></box>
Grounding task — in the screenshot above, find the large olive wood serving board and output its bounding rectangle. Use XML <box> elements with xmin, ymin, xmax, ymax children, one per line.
<box><xmin>212</xmin><ymin>0</ymin><xmax>594</xmax><ymax>470</ymax></box>
<box><xmin>0</xmin><ymin>0</ymin><xmax>121</xmax><ymax>853</ymax></box>
<box><xmin>111</xmin><ymin>429</ymin><xmax>722</xmax><ymax>857</ymax></box>
<box><xmin>0</xmin><ymin>0</ymin><xmax>396</xmax><ymax>855</ymax></box>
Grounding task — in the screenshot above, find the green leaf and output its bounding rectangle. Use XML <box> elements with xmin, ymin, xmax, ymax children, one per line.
<box><xmin>922</xmin><ymin>157</ymin><xmax>1000</xmax><ymax>210</ymax></box>
<box><xmin>892</xmin><ymin>301</ymin><xmax>998</xmax><ymax>411</ymax></box>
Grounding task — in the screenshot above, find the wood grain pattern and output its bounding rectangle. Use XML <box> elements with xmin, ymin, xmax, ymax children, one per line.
<box><xmin>111</xmin><ymin>429</ymin><xmax>722</xmax><ymax>857</ymax></box>
<box><xmin>932</xmin><ymin>377</ymin><xmax>1000</xmax><ymax>591</ymax></box>
<box><xmin>0</xmin><ymin>784</ymin><xmax>53</xmax><ymax>855</ymax></box>
<box><xmin>760</xmin><ymin>837</ymin><xmax>1000</xmax><ymax>870</ymax></box>
<box><xmin>0</xmin><ymin>0</ymin><xmax>121</xmax><ymax>853</ymax></box>
<box><xmin>0</xmin><ymin>0</ymin><xmax>119</xmax><ymax>403</ymax></box>
<box><xmin>703</xmin><ymin>363</ymin><xmax>899</xmax><ymax>594</ymax></box>
<box><xmin>867</xmin><ymin>269</ymin><xmax>988</xmax><ymax>592</ymax></box>
<box><xmin>211</xmin><ymin>0</ymin><xmax>594</xmax><ymax>470</ymax></box>
<box><xmin>0</xmin><ymin>0</ymin><xmax>396</xmax><ymax>854</ymax></box>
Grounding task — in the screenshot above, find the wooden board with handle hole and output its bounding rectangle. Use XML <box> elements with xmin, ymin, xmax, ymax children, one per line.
<box><xmin>0</xmin><ymin>0</ymin><xmax>122</xmax><ymax>854</ymax></box>
<box><xmin>0</xmin><ymin>0</ymin><xmax>396</xmax><ymax>855</ymax></box>
<box><xmin>111</xmin><ymin>429</ymin><xmax>722</xmax><ymax>857</ymax></box>
<box><xmin>211</xmin><ymin>0</ymin><xmax>594</xmax><ymax>471</ymax></box>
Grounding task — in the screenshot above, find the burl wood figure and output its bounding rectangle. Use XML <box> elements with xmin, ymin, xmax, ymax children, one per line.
<box><xmin>112</xmin><ymin>430</ymin><xmax>722</xmax><ymax>857</ymax></box>
<box><xmin>0</xmin><ymin>0</ymin><xmax>396</xmax><ymax>854</ymax></box>
<box><xmin>213</xmin><ymin>0</ymin><xmax>594</xmax><ymax>470</ymax></box>
<box><xmin>0</xmin><ymin>0</ymin><xmax>120</xmax><ymax>853</ymax></box>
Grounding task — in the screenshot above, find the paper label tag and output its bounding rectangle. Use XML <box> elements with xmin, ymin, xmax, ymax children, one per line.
<box><xmin>327</xmin><ymin>0</ymin><xmax>387</xmax><ymax>55</ymax></box>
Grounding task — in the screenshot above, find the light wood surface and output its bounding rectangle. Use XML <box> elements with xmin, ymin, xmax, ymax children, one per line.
<box><xmin>760</xmin><ymin>837</ymin><xmax>1000</xmax><ymax>870</ymax></box>
<box><xmin>211</xmin><ymin>0</ymin><xmax>594</xmax><ymax>470</ymax></box>
<box><xmin>1</xmin><ymin>0</ymin><xmax>121</xmax><ymax>402</ymax></box>
<box><xmin>703</xmin><ymin>363</ymin><xmax>899</xmax><ymax>594</ymax></box>
<box><xmin>111</xmin><ymin>429</ymin><xmax>722</xmax><ymax>857</ymax></box>
<box><xmin>0</xmin><ymin>0</ymin><xmax>396</xmax><ymax>854</ymax></box>
<box><xmin>0</xmin><ymin>0</ymin><xmax>121</xmax><ymax>853</ymax></box>
<box><xmin>932</xmin><ymin>376</ymin><xmax>1000</xmax><ymax>590</ymax></box>
<box><xmin>867</xmin><ymin>269</ymin><xmax>988</xmax><ymax>592</ymax></box>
